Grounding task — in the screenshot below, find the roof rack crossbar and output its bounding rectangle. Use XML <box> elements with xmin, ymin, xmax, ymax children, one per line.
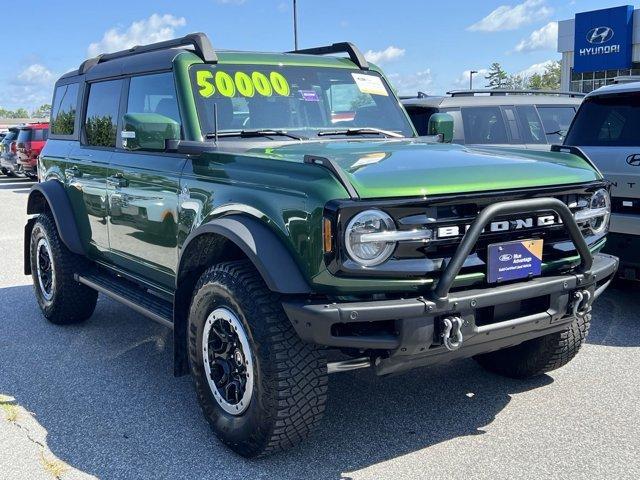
<box><xmin>78</xmin><ymin>32</ymin><xmax>217</xmax><ymax>74</ymax></box>
<box><xmin>288</xmin><ymin>42</ymin><xmax>369</xmax><ymax>70</ymax></box>
<box><xmin>446</xmin><ymin>89</ymin><xmax>585</xmax><ymax>98</ymax></box>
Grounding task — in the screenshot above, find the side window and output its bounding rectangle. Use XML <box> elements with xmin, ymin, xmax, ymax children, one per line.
<box><xmin>127</xmin><ymin>72</ymin><xmax>181</xmax><ymax>128</ymax></box>
<box><xmin>50</xmin><ymin>83</ymin><xmax>79</xmax><ymax>136</ymax></box>
<box><xmin>537</xmin><ymin>106</ymin><xmax>576</xmax><ymax>144</ymax></box>
<box><xmin>516</xmin><ymin>106</ymin><xmax>546</xmax><ymax>144</ymax></box>
<box><xmin>84</xmin><ymin>79</ymin><xmax>123</xmax><ymax>147</ymax></box>
<box><xmin>460</xmin><ymin>106</ymin><xmax>508</xmax><ymax>144</ymax></box>
<box><xmin>405</xmin><ymin>107</ymin><xmax>437</xmax><ymax>136</ymax></box>
<box><xmin>502</xmin><ymin>106</ymin><xmax>521</xmax><ymax>143</ymax></box>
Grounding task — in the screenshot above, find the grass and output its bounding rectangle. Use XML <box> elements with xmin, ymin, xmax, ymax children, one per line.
<box><xmin>40</xmin><ymin>452</ymin><xmax>68</xmax><ymax>479</ymax></box>
<box><xmin>0</xmin><ymin>394</ymin><xmax>19</xmax><ymax>422</ymax></box>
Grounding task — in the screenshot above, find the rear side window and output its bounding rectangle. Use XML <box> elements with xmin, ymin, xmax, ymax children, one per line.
<box><xmin>127</xmin><ymin>72</ymin><xmax>182</xmax><ymax>128</ymax></box>
<box><xmin>84</xmin><ymin>79</ymin><xmax>123</xmax><ymax>147</ymax></box>
<box><xmin>516</xmin><ymin>105</ymin><xmax>546</xmax><ymax>144</ymax></box>
<box><xmin>51</xmin><ymin>83</ymin><xmax>79</xmax><ymax>135</ymax></box>
<box><xmin>33</xmin><ymin>129</ymin><xmax>47</xmax><ymax>141</ymax></box>
<box><xmin>565</xmin><ymin>93</ymin><xmax>640</xmax><ymax>147</ymax></box>
<box><xmin>537</xmin><ymin>106</ymin><xmax>576</xmax><ymax>144</ymax></box>
<box><xmin>461</xmin><ymin>106</ymin><xmax>508</xmax><ymax>144</ymax></box>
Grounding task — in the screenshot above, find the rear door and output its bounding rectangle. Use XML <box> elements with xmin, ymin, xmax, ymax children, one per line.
<box><xmin>106</xmin><ymin>72</ymin><xmax>186</xmax><ymax>289</ymax></box>
<box><xmin>67</xmin><ymin>79</ymin><xmax>123</xmax><ymax>259</ymax></box>
<box><xmin>564</xmin><ymin>92</ymin><xmax>640</xmax><ymax>235</ymax></box>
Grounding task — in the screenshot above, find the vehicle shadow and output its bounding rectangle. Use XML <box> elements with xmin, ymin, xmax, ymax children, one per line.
<box><xmin>0</xmin><ymin>176</ymin><xmax>33</xmax><ymax>190</ymax></box>
<box><xmin>587</xmin><ymin>283</ymin><xmax>640</xmax><ymax>347</ymax></box>
<box><xmin>0</xmin><ymin>284</ymin><xmax>559</xmax><ymax>479</ymax></box>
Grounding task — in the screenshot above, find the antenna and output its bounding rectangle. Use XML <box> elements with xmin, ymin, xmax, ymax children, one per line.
<box><xmin>213</xmin><ymin>103</ymin><xmax>219</xmax><ymax>145</ymax></box>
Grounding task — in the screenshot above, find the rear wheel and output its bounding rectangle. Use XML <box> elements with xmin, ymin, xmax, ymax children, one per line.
<box><xmin>30</xmin><ymin>213</ymin><xmax>98</xmax><ymax>324</ymax></box>
<box><xmin>474</xmin><ymin>313</ymin><xmax>591</xmax><ymax>378</ymax></box>
<box><xmin>188</xmin><ymin>260</ymin><xmax>328</xmax><ymax>457</ymax></box>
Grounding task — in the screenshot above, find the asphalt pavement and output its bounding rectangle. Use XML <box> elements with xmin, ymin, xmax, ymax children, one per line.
<box><xmin>0</xmin><ymin>174</ymin><xmax>639</xmax><ymax>480</ymax></box>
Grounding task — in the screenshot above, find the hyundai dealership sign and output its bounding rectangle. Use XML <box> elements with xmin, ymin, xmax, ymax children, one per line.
<box><xmin>573</xmin><ymin>5</ymin><xmax>634</xmax><ymax>73</ymax></box>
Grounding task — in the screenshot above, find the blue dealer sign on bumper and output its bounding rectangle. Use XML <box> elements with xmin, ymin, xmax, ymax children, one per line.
<box><xmin>573</xmin><ymin>5</ymin><xmax>634</xmax><ymax>73</ymax></box>
<box><xmin>488</xmin><ymin>239</ymin><xmax>543</xmax><ymax>284</ymax></box>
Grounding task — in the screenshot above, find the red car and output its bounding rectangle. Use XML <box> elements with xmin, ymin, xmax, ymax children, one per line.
<box><xmin>16</xmin><ymin>122</ymin><xmax>49</xmax><ymax>179</ymax></box>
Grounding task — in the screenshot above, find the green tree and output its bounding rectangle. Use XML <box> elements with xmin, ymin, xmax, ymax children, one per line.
<box><xmin>13</xmin><ymin>108</ymin><xmax>29</xmax><ymax>118</ymax></box>
<box><xmin>505</xmin><ymin>74</ymin><xmax>526</xmax><ymax>90</ymax></box>
<box><xmin>527</xmin><ymin>61</ymin><xmax>561</xmax><ymax>90</ymax></box>
<box><xmin>485</xmin><ymin>63</ymin><xmax>507</xmax><ymax>88</ymax></box>
<box><xmin>32</xmin><ymin>104</ymin><xmax>52</xmax><ymax>118</ymax></box>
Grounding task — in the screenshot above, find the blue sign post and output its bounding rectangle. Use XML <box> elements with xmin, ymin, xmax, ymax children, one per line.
<box><xmin>574</xmin><ymin>5</ymin><xmax>634</xmax><ymax>73</ymax></box>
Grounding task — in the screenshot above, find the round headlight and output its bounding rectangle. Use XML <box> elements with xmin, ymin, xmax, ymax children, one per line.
<box><xmin>345</xmin><ymin>210</ymin><xmax>396</xmax><ymax>266</ymax></box>
<box><xmin>589</xmin><ymin>188</ymin><xmax>611</xmax><ymax>234</ymax></box>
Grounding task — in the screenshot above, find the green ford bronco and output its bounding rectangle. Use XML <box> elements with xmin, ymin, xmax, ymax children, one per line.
<box><xmin>26</xmin><ymin>33</ymin><xmax>618</xmax><ymax>457</ymax></box>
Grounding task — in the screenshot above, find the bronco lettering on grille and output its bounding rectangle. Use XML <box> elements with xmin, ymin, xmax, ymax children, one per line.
<box><xmin>436</xmin><ymin>214</ymin><xmax>558</xmax><ymax>239</ymax></box>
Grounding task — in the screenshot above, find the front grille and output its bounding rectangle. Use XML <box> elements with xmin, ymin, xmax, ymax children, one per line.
<box><xmin>328</xmin><ymin>182</ymin><xmax>606</xmax><ymax>280</ymax></box>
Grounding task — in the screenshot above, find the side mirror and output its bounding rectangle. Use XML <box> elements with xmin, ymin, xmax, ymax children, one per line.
<box><xmin>428</xmin><ymin>112</ymin><xmax>454</xmax><ymax>143</ymax></box>
<box><xmin>121</xmin><ymin>113</ymin><xmax>180</xmax><ymax>151</ymax></box>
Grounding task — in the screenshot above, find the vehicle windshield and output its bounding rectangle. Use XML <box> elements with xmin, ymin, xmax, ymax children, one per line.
<box><xmin>189</xmin><ymin>64</ymin><xmax>415</xmax><ymax>139</ymax></box>
<box><xmin>16</xmin><ymin>128</ymin><xmax>33</xmax><ymax>143</ymax></box>
<box><xmin>564</xmin><ymin>92</ymin><xmax>640</xmax><ymax>147</ymax></box>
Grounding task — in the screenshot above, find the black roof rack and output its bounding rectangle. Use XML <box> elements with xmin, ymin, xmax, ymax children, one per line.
<box><xmin>288</xmin><ymin>42</ymin><xmax>369</xmax><ymax>70</ymax></box>
<box><xmin>447</xmin><ymin>89</ymin><xmax>585</xmax><ymax>98</ymax></box>
<box><xmin>78</xmin><ymin>32</ymin><xmax>217</xmax><ymax>74</ymax></box>
<box><xmin>399</xmin><ymin>91</ymin><xmax>429</xmax><ymax>100</ymax></box>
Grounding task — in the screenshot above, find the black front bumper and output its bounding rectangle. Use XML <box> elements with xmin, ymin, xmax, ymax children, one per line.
<box><xmin>284</xmin><ymin>197</ymin><xmax>619</xmax><ymax>375</ymax></box>
<box><xmin>283</xmin><ymin>253</ymin><xmax>618</xmax><ymax>375</ymax></box>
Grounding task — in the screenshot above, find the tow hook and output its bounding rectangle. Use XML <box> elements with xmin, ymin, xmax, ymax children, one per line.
<box><xmin>441</xmin><ymin>316</ymin><xmax>464</xmax><ymax>351</ymax></box>
<box><xmin>572</xmin><ymin>289</ymin><xmax>592</xmax><ymax>318</ymax></box>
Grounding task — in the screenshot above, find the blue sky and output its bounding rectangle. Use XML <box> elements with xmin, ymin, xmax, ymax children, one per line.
<box><xmin>1</xmin><ymin>0</ymin><xmax>637</xmax><ymax>111</ymax></box>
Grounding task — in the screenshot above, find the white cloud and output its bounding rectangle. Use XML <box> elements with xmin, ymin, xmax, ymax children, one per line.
<box><xmin>364</xmin><ymin>46</ymin><xmax>405</xmax><ymax>64</ymax></box>
<box><xmin>88</xmin><ymin>14</ymin><xmax>187</xmax><ymax>57</ymax></box>
<box><xmin>518</xmin><ymin>60</ymin><xmax>554</xmax><ymax>78</ymax></box>
<box><xmin>17</xmin><ymin>64</ymin><xmax>55</xmax><ymax>85</ymax></box>
<box><xmin>387</xmin><ymin>70</ymin><xmax>433</xmax><ymax>95</ymax></box>
<box><xmin>468</xmin><ymin>0</ymin><xmax>552</xmax><ymax>32</ymax></box>
<box><xmin>452</xmin><ymin>69</ymin><xmax>489</xmax><ymax>90</ymax></box>
<box><xmin>513</xmin><ymin>21</ymin><xmax>558</xmax><ymax>52</ymax></box>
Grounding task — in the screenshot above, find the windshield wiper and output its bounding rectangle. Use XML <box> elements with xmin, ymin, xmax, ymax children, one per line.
<box><xmin>317</xmin><ymin>127</ymin><xmax>404</xmax><ymax>138</ymax></box>
<box><xmin>545</xmin><ymin>130</ymin><xmax>566</xmax><ymax>136</ymax></box>
<box><xmin>206</xmin><ymin>129</ymin><xmax>307</xmax><ymax>140</ymax></box>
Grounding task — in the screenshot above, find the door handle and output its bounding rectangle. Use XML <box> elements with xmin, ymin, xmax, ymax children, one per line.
<box><xmin>107</xmin><ymin>172</ymin><xmax>128</xmax><ymax>188</ymax></box>
<box><xmin>64</xmin><ymin>165</ymin><xmax>82</xmax><ymax>178</ymax></box>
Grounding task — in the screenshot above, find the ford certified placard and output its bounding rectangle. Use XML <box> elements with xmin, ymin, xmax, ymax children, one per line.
<box><xmin>488</xmin><ymin>239</ymin><xmax>543</xmax><ymax>283</ymax></box>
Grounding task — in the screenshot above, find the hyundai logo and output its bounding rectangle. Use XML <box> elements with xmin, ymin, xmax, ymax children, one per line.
<box><xmin>627</xmin><ymin>154</ymin><xmax>640</xmax><ymax>167</ymax></box>
<box><xmin>586</xmin><ymin>26</ymin><xmax>614</xmax><ymax>44</ymax></box>
<box><xmin>499</xmin><ymin>254</ymin><xmax>513</xmax><ymax>262</ymax></box>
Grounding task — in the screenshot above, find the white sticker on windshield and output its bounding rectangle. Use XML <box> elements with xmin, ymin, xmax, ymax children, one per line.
<box><xmin>351</xmin><ymin>73</ymin><xmax>388</xmax><ymax>96</ymax></box>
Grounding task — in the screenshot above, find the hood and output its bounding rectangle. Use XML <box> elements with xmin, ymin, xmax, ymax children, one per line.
<box><xmin>256</xmin><ymin>139</ymin><xmax>601</xmax><ymax>199</ymax></box>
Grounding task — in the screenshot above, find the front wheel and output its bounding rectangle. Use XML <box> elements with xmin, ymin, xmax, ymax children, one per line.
<box><xmin>188</xmin><ymin>260</ymin><xmax>328</xmax><ymax>457</ymax></box>
<box><xmin>474</xmin><ymin>313</ymin><xmax>591</xmax><ymax>378</ymax></box>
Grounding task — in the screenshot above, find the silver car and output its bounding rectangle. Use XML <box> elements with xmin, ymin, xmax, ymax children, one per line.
<box><xmin>562</xmin><ymin>82</ymin><xmax>640</xmax><ymax>279</ymax></box>
<box><xmin>402</xmin><ymin>89</ymin><xmax>584</xmax><ymax>150</ymax></box>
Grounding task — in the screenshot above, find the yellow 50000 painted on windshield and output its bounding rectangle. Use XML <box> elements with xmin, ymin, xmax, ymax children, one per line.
<box><xmin>196</xmin><ymin>70</ymin><xmax>290</xmax><ymax>98</ymax></box>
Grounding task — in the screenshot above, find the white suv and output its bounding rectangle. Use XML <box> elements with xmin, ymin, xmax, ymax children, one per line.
<box><xmin>562</xmin><ymin>82</ymin><xmax>640</xmax><ymax>279</ymax></box>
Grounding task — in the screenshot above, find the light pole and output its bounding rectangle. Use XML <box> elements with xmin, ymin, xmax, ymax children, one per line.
<box><xmin>293</xmin><ymin>0</ymin><xmax>299</xmax><ymax>50</ymax></box>
<box><xmin>469</xmin><ymin>70</ymin><xmax>478</xmax><ymax>90</ymax></box>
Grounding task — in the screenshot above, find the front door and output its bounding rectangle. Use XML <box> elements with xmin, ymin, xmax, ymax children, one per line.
<box><xmin>106</xmin><ymin>73</ymin><xmax>186</xmax><ymax>289</ymax></box>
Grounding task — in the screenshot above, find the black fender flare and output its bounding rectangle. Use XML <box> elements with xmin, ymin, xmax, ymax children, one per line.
<box><xmin>178</xmin><ymin>215</ymin><xmax>311</xmax><ymax>294</ymax></box>
<box><xmin>24</xmin><ymin>181</ymin><xmax>85</xmax><ymax>274</ymax></box>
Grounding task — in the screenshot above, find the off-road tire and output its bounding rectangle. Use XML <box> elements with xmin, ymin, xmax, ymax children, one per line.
<box><xmin>188</xmin><ymin>260</ymin><xmax>328</xmax><ymax>457</ymax></box>
<box><xmin>30</xmin><ymin>213</ymin><xmax>98</xmax><ymax>324</ymax></box>
<box><xmin>474</xmin><ymin>313</ymin><xmax>591</xmax><ymax>379</ymax></box>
